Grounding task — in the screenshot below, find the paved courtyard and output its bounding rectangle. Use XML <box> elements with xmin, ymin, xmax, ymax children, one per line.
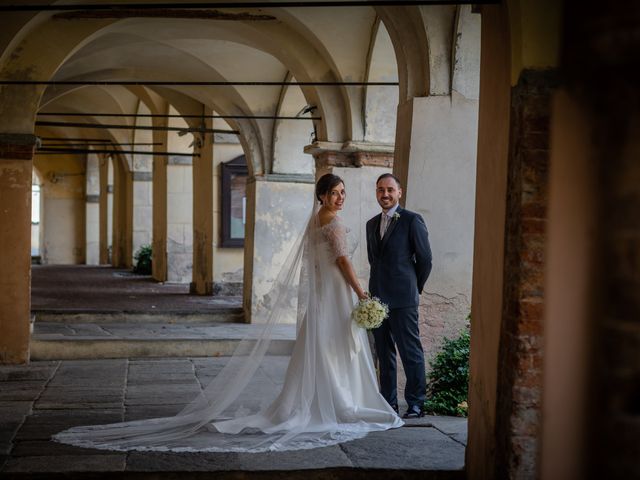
<box><xmin>0</xmin><ymin>358</ymin><xmax>467</xmax><ymax>479</ymax></box>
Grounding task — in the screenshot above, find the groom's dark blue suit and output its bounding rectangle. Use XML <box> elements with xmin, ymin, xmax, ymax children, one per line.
<box><xmin>366</xmin><ymin>206</ymin><xmax>432</xmax><ymax>411</ymax></box>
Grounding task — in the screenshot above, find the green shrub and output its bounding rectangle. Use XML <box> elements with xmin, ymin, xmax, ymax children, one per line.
<box><xmin>424</xmin><ymin>326</ymin><xmax>470</xmax><ymax>417</ymax></box>
<box><xmin>133</xmin><ymin>244</ymin><xmax>152</xmax><ymax>275</ymax></box>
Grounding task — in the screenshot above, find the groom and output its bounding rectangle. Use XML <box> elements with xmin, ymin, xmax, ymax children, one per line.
<box><xmin>366</xmin><ymin>173</ymin><xmax>432</xmax><ymax>419</ymax></box>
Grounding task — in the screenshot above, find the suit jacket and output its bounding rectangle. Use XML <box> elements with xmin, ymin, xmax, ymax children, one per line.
<box><xmin>366</xmin><ymin>206</ymin><xmax>432</xmax><ymax>309</ymax></box>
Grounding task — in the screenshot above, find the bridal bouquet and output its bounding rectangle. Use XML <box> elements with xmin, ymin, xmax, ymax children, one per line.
<box><xmin>352</xmin><ymin>296</ymin><xmax>389</xmax><ymax>329</ymax></box>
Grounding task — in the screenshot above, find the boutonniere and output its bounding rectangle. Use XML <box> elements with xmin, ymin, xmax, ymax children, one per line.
<box><xmin>393</xmin><ymin>212</ymin><xmax>401</xmax><ymax>221</ymax></box>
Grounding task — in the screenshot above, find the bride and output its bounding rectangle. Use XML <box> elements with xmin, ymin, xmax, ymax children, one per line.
<box><xmin>53</xmin><ymin>173</ymin><xmax>403</xmax><ymax>453</ymax></box>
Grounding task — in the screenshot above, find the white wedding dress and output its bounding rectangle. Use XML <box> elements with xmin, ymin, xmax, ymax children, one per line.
<box><xmin>53</xmin><ymin>213</ymin><xmax>402</xmax><ymax>453</ymax></box>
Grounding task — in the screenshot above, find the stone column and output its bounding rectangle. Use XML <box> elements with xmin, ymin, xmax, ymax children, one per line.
<box><xmin>394</xmin><ymin>93</ymin><xmax>480</xmax><ymax>362</ymax></box>
<box><xmin>0</xmin><ymin>133</ymin><xmax>36</xmax><ymax>364</ymax></box>
<box><xmin>107</xmin><ymin>158</ymin><xmax>114</xmax><ymax>264</ymax></box>
<box><xmin>152</xmin><ymin>116</ymin><xmax>168</xmax><ymax>282</ymax></box>
<box><xmin>166</xmin><ymin>159</ymin><xmax>193</xmax><ymax>284</ymax></box>
<box><xmin>132</xmin><ymin>123</ymin><xmax>154</xmax><ymax>266</ymax></box>
<box><xmin>99</xmin><ymin>155</ymin><xmax>109</xmax><ymax>264</ymax></box>
<box><xmin>85</xmin><ymin>153</ymin><xmax>100</xmax><ymax>265</ymax></box>
<box><xmin>242</xmin><ymin>174</ymin><xmax>314</xmax><ymax>323</ymax></box>
<box><xmin>132</xmin><ymin>168</ymin><xmax>152</xmax><ymax>263</ymax></box>
<box><xmin>190</xmin><ymin>109</ymin><xmax>214</xmax><ymax>295</ymax></box>
<box><xmin>111</xmin><ymin>156</ymin><xmax>133</xmax><ymax>269</ymax></box>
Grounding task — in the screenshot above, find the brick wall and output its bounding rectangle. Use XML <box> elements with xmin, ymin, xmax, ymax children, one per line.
<box><xmin>495</xmin><ymin>69</ymin><xmax>558</xmax><ymax>479</ymax></box>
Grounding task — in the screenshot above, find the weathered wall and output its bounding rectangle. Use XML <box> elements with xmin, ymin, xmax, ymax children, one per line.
<box><xmin>365</xmin><ymin>21</ymin><xmax>398</xmax><ymax>144</ymax></box>
<box><xmin>404</xmin><ymin>93</ymin><xmax>479</xmax><ymax>364</ymax></box>
<box><xmin>244</xmin><ymin>177</ymin><xmax>314</xmax><ymax>323</ymax></box>
<box><xmin>35</xmin><ymin>154</ymin><xmax>86</xmax><ymax>265</ymax></box>
<box><xmin>272</xmin><ymin>82</ymin><xmax>315</xmax><ymax>175</ymax></box>
<box><xmin>331</xmin><ymin>165</ymin><xmax>390</xmax><ymax>283</ymax></box>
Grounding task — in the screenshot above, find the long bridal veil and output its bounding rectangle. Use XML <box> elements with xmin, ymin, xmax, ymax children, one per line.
<box><xmin>53</xmin><ymin>198</ymin><xmax>398</xmax><ymax>453</ymax></box>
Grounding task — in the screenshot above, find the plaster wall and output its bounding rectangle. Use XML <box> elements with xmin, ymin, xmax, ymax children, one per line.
<box><xmin>85</xmin><ymin>154</ymin><xmax>100</xmax><ymax>265</ymax></box>
<box><xmin>247</xmin><ymin>178</ymin><xmax>314</xmax><ymax>323</ymax></box>
<box><xmin>132</xmin><ymin>179</ymin><xmax>152</xmax><ymax>259</ymax></box>
<box><xmin>453</xmin><ymin>6</ymin><xmax>481</xmax><ymax>100</ymax></box>
<box><xmin>331</xmin><ymin>165</ymin><xmax>391</xmax><ymax>283</ymax></box>
<box><xmin>365</xmin><ymin>22</ymin><xmax>398</xmax><ymax>144</ymax></box>
<box><xmin>213</xmin><ymin>141</ymin><xmax>245</xmax><ymax>285</ymax></box>
<box><xmin>272</xmin><ymin>82</ymin><xmax>315</xmax><ymax>175</ymax></box>
<box><xmin>403</xmin><ymin>93</ymin><xmax>479</xmax><ymax>362</ymax></box>
<box><xmin>36</xmin><ymin>155</ymin><xmax>86</xmax><ymax>265</ymax></box>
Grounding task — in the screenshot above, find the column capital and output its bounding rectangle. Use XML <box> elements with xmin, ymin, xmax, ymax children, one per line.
<box><xmin>304</xmin><ymin>141</ymin><xmax>394</xmax><ymax>169</ymax></box>
<box><xmin>0</xmin><ymin>133</ymin><xmax>38</xmax><ymax>160</ymax></box>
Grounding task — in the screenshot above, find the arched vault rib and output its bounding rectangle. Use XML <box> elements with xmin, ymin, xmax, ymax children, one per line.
<box><xmin>40</xmin><ymin>66</ymin><xmax>270</xmax><ymax>177</ymax></box>
<box><xmin>1</xmin><ymin>11</ymin><xmax>355</xmax><ymax>148</ymax></box>
<box><xmin>374</xmin><ymin>6</ymin><xmax>430</xmax><ymax>102</ymax></box>
<box><xmin>95</xmin><ymin>18</ymin><xmax>350</xmax><ymax>143</ymax></box>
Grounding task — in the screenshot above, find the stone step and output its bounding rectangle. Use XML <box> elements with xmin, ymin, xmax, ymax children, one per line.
<box><xmin>32</xmin><ymin>308</ymin><xmax>244</xmax><ymax>324</ymax></box>
<box><xmin>30</xmin><ymin>322</ymin><xmax>296</xmax><ymax>360</ymax></box>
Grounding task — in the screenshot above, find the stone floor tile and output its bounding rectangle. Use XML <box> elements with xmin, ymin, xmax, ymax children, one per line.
<box><xmin>11</xmin><ymin>440</ymin><xmax>107</xmax><ymax>457</ymax></box>
<box><xmin>0</xmin><ymin>422</ymin><xmax>22</xmax><ymax>444</ymax></box>
<box><xmin>0</xmin><ymin>363</ymin><xmax>58</xmax><ymax>382</ymax></box>
<box><xmin>0</xmin><ymin>402</ymin><xmax>32</xmax><ymax>423</ymax></box>
<box><xmin>236</xmin><ymin>445</ymin><xmax>354</xmax><ymax>471</ymax></box>
<box><xmin>340</xmin><ymin>426</ymin><xmax>465</xmax><ymax>471</ymax></box>
<box><xmin>124</xmin><ymin>404</ymin><xmax>187</xmax><ymax>421</ymax></box>
<box><xmin>35</xmin><ymin>399</ymin><xmax>123</xmax><ymax>410</ymax></box>
<box><xmin>124</xmin><ymin>394</ymin><xmax>198</xmax><ymax>406</ymax></box>
<box><xmin>26</xmin><ymin>409</ymin><xmax>123</xmax><ymax>424</ymax></box>
<box><xmin>126</xmin><ymin>376</ymin><xmax>200</xmax><ymax>386</ymax></box>
<box><xmin>16</xmin><ymin>410</ymin><xmax>123</xmax><ymax>441</ymax></box>
<box><xmin>47</xmin><ymin>377</ymin><xmax>125</xmax><ymax>388</ymax></box>
<box><xmin>126</xmin><ymin>451</ymin><xmax>240</xmax><ymax>472</ymax></box>
<box><xmin>0</xmin><ymin>388</ymin><xmax>43</xmax><ymax>402</ymax></box>
<box><xmin>2</xmin><ymin>454</ymin><xmax>126</xmax><ymax>473</ymax></box>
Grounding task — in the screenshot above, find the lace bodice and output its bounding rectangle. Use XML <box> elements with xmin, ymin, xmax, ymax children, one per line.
<box><xmin>320</xmin><ymin>217</ymin><xmax>350</xmax><ymax>261</ymax></box>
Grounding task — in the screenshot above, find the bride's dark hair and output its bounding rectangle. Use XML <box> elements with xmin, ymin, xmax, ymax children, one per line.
<box><xmin>315</xmin><ymin>173</ymin><xmax>344</xmax><ymax>204</ymax></box>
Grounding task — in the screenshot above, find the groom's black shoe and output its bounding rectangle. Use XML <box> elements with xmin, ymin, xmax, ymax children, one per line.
<box><xmin>402</xmin><ymin>405</ymin><xmax>425</xmax><ymax>419</ymax></box>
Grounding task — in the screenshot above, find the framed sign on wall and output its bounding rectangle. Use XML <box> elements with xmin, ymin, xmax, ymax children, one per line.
<box><xmin>220</xmin><ymin>155</ymin><xmax>248</xmax><ymax>248</ymax></box>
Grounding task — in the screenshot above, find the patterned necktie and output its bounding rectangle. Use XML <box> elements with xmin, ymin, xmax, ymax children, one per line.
<box><xmin>380</xmin><ymin>214</ymin><xmax>389</xmax><ymax>238</ymax></box>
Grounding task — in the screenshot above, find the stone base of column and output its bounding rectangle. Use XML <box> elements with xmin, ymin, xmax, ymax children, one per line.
<box><xmin>189</xmin><ymin>281</ymin><xmax>214</xmax><ymax>296</ymax></box>
<box><xmin>243</xmin><ymin>174</ymin><xmax>314</xmax><ymax>324</ymax></box>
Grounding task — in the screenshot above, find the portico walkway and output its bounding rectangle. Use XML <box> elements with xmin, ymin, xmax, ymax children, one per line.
<box><xmin>18</xmin><ymin>266</ymin><xmax>468</xmax><ymax>477</ymax></box>
<box><xmin>0</xmin><ymin>358</ymin><xmax>467</xmax><ymax>479</ymax></box>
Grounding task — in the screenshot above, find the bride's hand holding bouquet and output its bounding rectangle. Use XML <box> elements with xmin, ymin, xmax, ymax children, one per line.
<box><xmin>352</xmin><ymin>293</ymin><xmax>389</xmax><ymax>330</ymax></box>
